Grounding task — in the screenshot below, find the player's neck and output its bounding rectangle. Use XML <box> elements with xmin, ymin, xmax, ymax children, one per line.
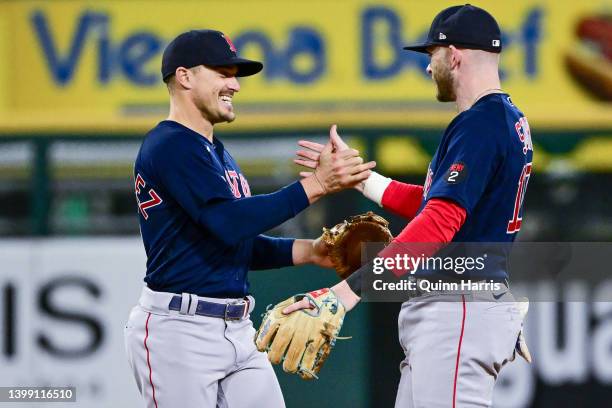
<box><xmin>455</xmin><ymin>73</ymin><xmax>501</xmax><ymax>112</ymax></box>
<box><xmin>167</xmin><ymin>100</ymin><xmax>214</xmax><ymax>142</ymax></box>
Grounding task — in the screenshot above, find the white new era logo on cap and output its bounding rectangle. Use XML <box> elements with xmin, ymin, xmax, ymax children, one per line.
<box><xmin>492</xmin><ymin>40</ymin><xmax>500</xmax><ymax>47</ymax></box>
<box><xmin>439</xmin><ymin>33</ymin><xmax>447</xmax><ymax>40</ymax></box>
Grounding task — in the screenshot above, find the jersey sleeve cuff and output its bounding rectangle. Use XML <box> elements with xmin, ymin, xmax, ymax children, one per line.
<box><xmin>279</xmin><ymin>238</ymin><xmax>296</xmax><ymax>266</ymax></box>
<box><xmin>426</xmin><ymin>192</ymin><xmax>470</xmax><ymax>216</ymax></box>
<box><xmin>363</xmin><ymin>172</ymin><xmax>392</xmax><ymax>207</ymax></box>
<box><xmin>262</xmin><ymin>236</ymin><xmax>296</xmax><ymax>267</ymax></box>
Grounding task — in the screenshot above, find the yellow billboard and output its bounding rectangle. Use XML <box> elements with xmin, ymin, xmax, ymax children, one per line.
<box><xmin>0</xmin><ymin>0</ymin><xmax>610</xmax><ymax>132</ymax></box>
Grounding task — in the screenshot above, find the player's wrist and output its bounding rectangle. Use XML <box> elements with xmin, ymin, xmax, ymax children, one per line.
<box><xmin>292</xmin><ymin>239</ymin><xmax>313</xmax><ymax>265</ymax></box>
<box><xmin>331</xmin><ymin>280</ymin><xmax>360</xmax><ymax>312</ymax></box>
<box><xmin>299</xmin><ymin>176</ymin><xmax>326</xmax><ymax>204</ymax></box>
<box><xmin>292</xmin><ymin>238</ymin><xmax>331</xmax><ymax>268</ymax></box>
<box><xmin>362</xmin><ymin>171</ymin><xmax>392</xmax><ymax>206</ymax></box>
<box><xmin>310</xmin><ymin>235</ymin><xmax>325</xmax><ymax>258</ymax></box>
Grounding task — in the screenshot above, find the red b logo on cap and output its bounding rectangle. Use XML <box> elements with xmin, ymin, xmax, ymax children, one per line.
<box><xmin>221</xmin><ymin>34</ymin><xmax>237</xmax><ymax>53</ymax></box>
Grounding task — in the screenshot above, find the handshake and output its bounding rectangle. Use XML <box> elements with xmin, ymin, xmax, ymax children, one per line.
<box><xmin>252</xmin><ymin>125</ymin><xmax>390</xmax><ymax>380</ymax></box>
<box><xmin>297</xmin><ymin>124</ymin><xmax>375</xmax><ymax>200</ymax></box>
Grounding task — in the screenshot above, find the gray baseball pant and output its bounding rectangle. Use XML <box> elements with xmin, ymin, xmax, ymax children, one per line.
<box><xmin>395</xmin><ymin>291</ymin><xmax>523</xmax><ymax>408</ymax></box>
<box><xmin>124</xmin><ymin>286</ymin><xmax>285</xmax><ymax>408</ymax></box>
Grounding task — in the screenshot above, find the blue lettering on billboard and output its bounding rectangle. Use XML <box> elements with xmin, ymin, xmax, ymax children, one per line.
<box><xmin>29</xmin><ymin>6</ymin><xmax>542</xmax><ymax>87</ymax></box>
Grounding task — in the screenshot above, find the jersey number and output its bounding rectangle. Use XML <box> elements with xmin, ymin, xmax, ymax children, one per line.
<box><xmin>135</xmin><ymin>174</ymin><xmax>162</xmax><ymax>220</ymax></box>
<box><xmin>507</xmin><ymin>163</ymin><xmax>532</xmax><ymax>234</ymax></box>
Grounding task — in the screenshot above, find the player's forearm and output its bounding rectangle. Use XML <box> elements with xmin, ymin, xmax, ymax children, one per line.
<box><xmin>393</xmin><ymin>198</ymin><xmax>466</xmax><ymax>244</ymax></box>
<box><xmin>381</xmin><ymin>181</ymin><xmax>424</xmax><ymax>219</ymax></box>
<box><xmin>362</xmin><ymin>172</ymin><xmax>424</xmax><ymax>219</ymax></box>
<box><xmin>197</xmin><ymin>181</ymin><xmax>309</xmax><ymax>246</ymax></box>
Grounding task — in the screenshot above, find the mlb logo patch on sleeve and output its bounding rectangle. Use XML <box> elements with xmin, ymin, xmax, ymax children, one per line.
<box><xmin>444</xmin><ymin>162</ymin><xmax>468</xmax><ymax>184</ymax></box>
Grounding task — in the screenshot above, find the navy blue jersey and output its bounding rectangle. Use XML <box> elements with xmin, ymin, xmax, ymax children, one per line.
<box><xmin>134</xmin><ymin>121</ymin><xmax>308</xmax><ymax>297</ymax></box>
<box><xmin>420</xmin><ymin>93</ymin><xmax>533</xmax><ymax>279</ymax></box>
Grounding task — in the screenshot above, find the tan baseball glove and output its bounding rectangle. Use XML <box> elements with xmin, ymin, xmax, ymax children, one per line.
<box><xmin>254</xmin><ymin>289</ymin><xmax>345</xmax><ymax>380</ymax></box>
<box><xmin>322</xmin><ymin>211</ymin><xmax>393</xmax><ymax>279</ymax></box>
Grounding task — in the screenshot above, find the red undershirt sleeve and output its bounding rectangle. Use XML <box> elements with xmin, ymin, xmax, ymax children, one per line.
<box><xmin>394</xmin><ymin>197</ymin><xmax>467</xmax><ymax>244</ymax></box>
<box><xmin>380</xmin><ymin>180</ymin><xmax>424</xmax><ymax>220</ymax></box>
<box><xmin>378</xmin><ymin>198</ymin><xmax>467</xmax><ymax>272</ymax></box>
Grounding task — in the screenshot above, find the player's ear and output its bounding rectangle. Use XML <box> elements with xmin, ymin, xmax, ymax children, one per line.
<box><xmin>448</xmin><ymin>45</ymin><xmax>462</xmax><ymax>70</ymax></box>
<box><xmin>174</xmin><ymin>67</ymin><xmax>193</xmax><ymax>90</ymax></box>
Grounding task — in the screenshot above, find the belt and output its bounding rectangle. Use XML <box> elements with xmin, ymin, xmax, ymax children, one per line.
<box><xmin>168</xmin><ymin>295</ymin><xmax>252</xmax><ymax>321</ymax></box>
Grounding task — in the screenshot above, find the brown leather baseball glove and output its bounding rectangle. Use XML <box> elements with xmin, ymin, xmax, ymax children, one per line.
<box><xmin>322</xmin><ymin>211</ymin><xmax>393</xmax><ymax>279</ymax></box>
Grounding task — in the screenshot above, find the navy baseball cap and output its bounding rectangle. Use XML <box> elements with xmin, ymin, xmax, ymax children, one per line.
<box><xmin>404</xmin><ymin>4</ymin><xmax>502</xmax><ymax>54</ymax></box>
<box><xmin>161</xmin><ymin>29</ymin><xmax>263</xmax><ymax>80</ymax></box>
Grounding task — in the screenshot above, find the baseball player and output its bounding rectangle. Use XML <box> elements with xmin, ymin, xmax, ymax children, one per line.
<box><xmin>123</xmin><ymin>30</ymin><xmax>375</xmax><ymax>408</ymax></box>
<box><xmin>286</xmin><ymin>5</ymin><xmax>533</xmax><ymax>407</ymax></box>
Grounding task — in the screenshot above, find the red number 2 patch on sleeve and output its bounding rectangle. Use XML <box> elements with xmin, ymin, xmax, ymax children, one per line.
<box><xmin>444</xmin><ymin>162</ymin><xmax>468</xmax><ymax>184</ymax></box>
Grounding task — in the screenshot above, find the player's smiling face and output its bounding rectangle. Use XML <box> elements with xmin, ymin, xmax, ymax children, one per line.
<box><xmin>426</xmin><ymin>46</ymin><xmax>456</xmax><ymax>102</ymax></box>
<box><xmin>192</xmin><ymin>65</ymin><xmax>240</xmax><ymax>124</ymax></box>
